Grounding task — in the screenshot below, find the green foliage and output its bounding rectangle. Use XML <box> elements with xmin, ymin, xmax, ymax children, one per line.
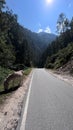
<box><xmin>0</xmin><ymin>66</ymin><xmax>13</xmax><ymax>84</ymax></box>
<box><xmin>0</xmin><ymin>0</ymin><xmax>5</xmax><ymax>12</ymax></box>
<box><xmin>23</xmin><ymin>68</ymin><xmax>32</xmax><ymax>76</ymax></box>
<box><xmin>0</xmin><ymin>4</ymin><xmax>35</xmax><ymax>69</ymax></box>
<box><xmin>56</xmin><ymin>13</ymin><xmax>69</xmax><ymax>34</ymax></box>
<box><xmin>0</xmin><ymin>37</ymin><xmax>15</xmax><ymax>67</ymax></box>
<box><xmin>0</xmin><ymin>2</ymin><xmax>56</xmax><ymax>69</ymax></box>
<box><xmin>1</xmin><ymin>4</ymin><xmax>73</xmax><ymax>72</ymax></box>
<box><xmin>42</xmin><ymin>13</ymin><xmax>73</xmax><ymax>69</ymax></box>
<box><xmin>45</xmin><ymin>63</ymin><xmax>54</xmax><ymax>69</ymax></box>
<box><xmin>45</xmin><ymin>43</ymin><xmax>73</xmax><ymax>69</ymax></box>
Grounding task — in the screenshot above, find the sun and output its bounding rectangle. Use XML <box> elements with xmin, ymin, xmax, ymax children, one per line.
<box><xmin>46</xmin><ymin>0</ymin><xmax>53</xmax><ymax>4</ymax></box>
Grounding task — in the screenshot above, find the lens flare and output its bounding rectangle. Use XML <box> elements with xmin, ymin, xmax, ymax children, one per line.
<box><xmin>46</xmin><ymin>0</ymin><xmax>53</xmax><ymax>4</ymax></box>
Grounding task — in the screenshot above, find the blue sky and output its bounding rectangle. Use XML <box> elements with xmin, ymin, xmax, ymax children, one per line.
<box><xmin>6</xmin><ymin>0</ymin><xmax>73</xmax><ymax>34</ymax></box>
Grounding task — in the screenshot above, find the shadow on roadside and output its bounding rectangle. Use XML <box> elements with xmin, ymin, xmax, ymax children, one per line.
<box><xmin>0</xmin><ymin>85</ymin><xmax>20</xmax><ymax>95</ymax></box>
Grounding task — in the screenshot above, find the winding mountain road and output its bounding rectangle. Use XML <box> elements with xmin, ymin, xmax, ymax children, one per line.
<box><xmin>19</xmin><ymin>69</ymin><xmax>73</xmax><ymax>130</ymax></box>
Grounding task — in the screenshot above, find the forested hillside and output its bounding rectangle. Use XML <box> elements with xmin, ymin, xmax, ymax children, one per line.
<box><xmin>0</xmin><ymin>1</ymin><xmax>56</xmax><ymax>70</ymax></box>
<box><xmin>43</xmin><ymin>13</ymin><xmax>73</xmax><ymax>73</ymax></box>
<box><xmin>1</xmin><ymin>1</ymin><xmax>73</xmax><ymax>75</ymax></box>
<box><xmin>0</xmin><ymin>6</ymin><xmax>38</xmax><ymax>68</ymax></box>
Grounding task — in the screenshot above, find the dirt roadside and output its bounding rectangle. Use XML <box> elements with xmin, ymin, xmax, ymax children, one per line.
<box><xmin>47</xmin><ymin>69</ymin><xmax>73</xmax><ymax>86</ymax></box>
<box><xmin>0</xmin><ymin>72</ymin><xmax>32</xmax><ymax>130</ymax></box>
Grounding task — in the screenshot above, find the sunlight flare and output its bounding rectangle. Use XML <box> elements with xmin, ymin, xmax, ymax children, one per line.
<box><xmin>46</xmin><ymin>0</ymin><xmax>53</xmax><ymax>4</ymax></box>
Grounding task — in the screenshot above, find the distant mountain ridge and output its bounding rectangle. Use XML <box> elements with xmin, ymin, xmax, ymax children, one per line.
<box><xmin>0</xmin><ymin>8</ymin><xmax>57</xmax><ymax>68</ymax></box>
<box><xmin>22</xmin><ymin>27</ymin><xmax>56</xmax><ymax>52</ymax></box>
<box><xmin>38</xmin><ymin>32</ymin><xmax>56</xmax><ymax>49</ymax></box>
<box><xmin>19</xmin><ymin>27</ymin><xmax>56</xmax><ymax>66</ymax></box>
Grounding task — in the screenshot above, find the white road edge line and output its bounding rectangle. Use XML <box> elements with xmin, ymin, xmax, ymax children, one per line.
<box><xmin>20</xmin><ymin>72</ymin><xmax>34</xmax><ymax>130</ymax></box>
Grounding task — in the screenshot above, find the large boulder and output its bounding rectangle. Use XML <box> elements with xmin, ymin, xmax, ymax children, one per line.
<box><xmin>4</xmin><ymin>70</ymin><xmax>23</xmax><ymax>91</ymax></box>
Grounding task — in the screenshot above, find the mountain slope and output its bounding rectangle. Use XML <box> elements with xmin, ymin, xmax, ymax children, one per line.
<box><xmin>0</xmin><ymin>7</ymin><xmax>56</xmax><ymax>69</ymax></box>
<box><xmin>19</xmin><ymin>27</ymin><xmax>56</xmax><ymax>66</ymax></box>
<box><xmin>38</xmin><ymin>32</ymin><xmax>56</xmax><ymax>48</ymax></box>
<box><xmin>44</xmin><ymin>28</ymin><xmax>73</xmax><ymax>74</ymax></box>
<box><xmin>22</xmin><ymin>28</ymin><xmax>56</xmax><ymax>52</ymax></box>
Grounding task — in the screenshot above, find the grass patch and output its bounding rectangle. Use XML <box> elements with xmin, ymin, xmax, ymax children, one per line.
<box><xmin>23</xmin><ymin>68</ymin><xmax>32</xmax><ymax>76</ymax></box>
<box><xmin>0</xmin><ymin>66</ymin><xmax>13</xmax><ymax>85</ymax></box>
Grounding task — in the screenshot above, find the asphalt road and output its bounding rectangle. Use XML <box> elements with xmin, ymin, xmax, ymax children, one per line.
<box><xmin>20</xmin><ymin>69</ymin><xmax>73</xmax><ymax>130</ymax></box>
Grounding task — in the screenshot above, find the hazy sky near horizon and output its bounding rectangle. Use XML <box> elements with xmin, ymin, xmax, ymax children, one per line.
<box><xmin>6</xmin><ymin>0</ymin><xmax>73</xmax><ymax>34</ymax></box>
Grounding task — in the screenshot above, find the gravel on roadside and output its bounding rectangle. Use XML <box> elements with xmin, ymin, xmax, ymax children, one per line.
<box><xmin>0</xmin><ymin>72</ymin><xmax>32</xmax><ymax>130</ymax></box>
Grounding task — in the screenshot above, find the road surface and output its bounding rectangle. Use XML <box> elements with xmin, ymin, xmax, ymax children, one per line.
<box><xmin>20</xmin><ymin>69</ymin><xmax>73</xmax><ymax>130</ymax></box>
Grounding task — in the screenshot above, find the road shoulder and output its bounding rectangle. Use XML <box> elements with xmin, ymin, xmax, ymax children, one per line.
<box><xmin>0</xmin><ymin>71</ymin><xmax>33</xmax><ymax>130</ymax></box>
<box><xmin>46</xmin><ymin>69</ymin><xmax>73</xmax><ymax>86</ymax></box>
